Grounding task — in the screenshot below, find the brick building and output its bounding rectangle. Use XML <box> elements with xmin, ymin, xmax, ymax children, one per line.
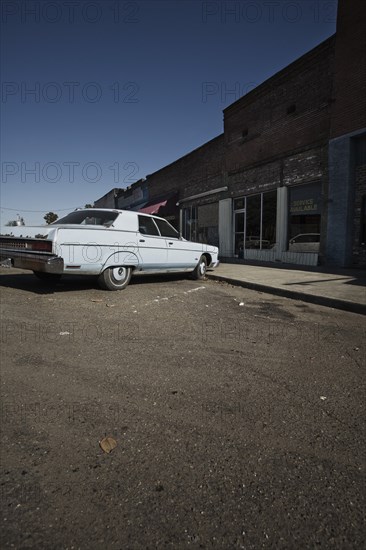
<box><xmin>94</xmin><ymin>0</ymin><xmax>366</xmax><ymax>268</ymax></box>
<box><xmin>326</xmin><ymin>0</ymin><xmax>366</xmax><ymax>267</ymax></box>
<box><xmin>220</xmin><ymin>36</ymin><xmax>334</xmax><ymax>265</ymax></box>
<box><xmin>94</xmin><ymin>188</ymin><xmax>120</xmax><ymax>209</ymax></box>
<box><xmin>144</xmin><ymin>135</ymin><xmax>224</xmax><ymax>240</ymax></box>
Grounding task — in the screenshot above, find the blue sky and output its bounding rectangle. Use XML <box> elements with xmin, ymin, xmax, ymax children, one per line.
<box><xmin>1</xmin><ymin>0</ymin><xmax>337</xmax><ymax>225</ymax></box>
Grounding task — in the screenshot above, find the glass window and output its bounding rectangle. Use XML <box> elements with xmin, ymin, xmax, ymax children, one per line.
<box><xmin>234</xmin><ymin>212</ymin><xmax>245</xmax><ymax>257</ymax></box>
<box><xmin>235</xmin><ymin>211</ymin><xmax>245</xmax><ymax>233</ymax></box>
<box><xmin>54</xmin><ymin>210</ymin><xmax>118</xmax><ymax>226</ymax></box>
<box><xmin>182</xmin><ymin>207</ymin><xmax>198</xmax><ymax>241</ymax></box>
<box><xmin>234</xmin><ymin>198</ymin><xmax>244</xmax><ymax>210</ymax></box>
<box><xmin>153</xmin><ymin>217</ymin><xmax>179</xmax><ymax>238</ymax></box>
<box><xmin>233</xmin><ymin>190</ymin><xmax>277</xmax><ymax>255</ymax></box>
<box><xmin>288</xmin><ymin>183</ymin><xmax>321</xmax><ymax>252</ymax></box>
<box><xmin>138</xmin><ymin>215</ymin><xmax>159</xmax><ymax>236</ymax></box>
<box><xmin>262</xmin><ymin>190</ymin><xmax>277</xmax><ymax>248</ymax></box>
<box><xmin>197</xmin><ymin>203</ymin><xmax>219</xmax><ymax>246</ymax></box>
<box><xmin>245</xmin><ymin>195</ymin><xmax>261</xmax><ymax>248</ymax></box>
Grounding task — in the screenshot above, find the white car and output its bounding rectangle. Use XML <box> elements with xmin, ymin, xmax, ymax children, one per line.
<box><xmin>0</xmin><ymin>209</ymin><xmax>219</xmax><ymax>290</ymax></box>
<box><xmin>288</xmin><ymin>233</ymin><xmax>320</xmax><ymax>253</ymax></box>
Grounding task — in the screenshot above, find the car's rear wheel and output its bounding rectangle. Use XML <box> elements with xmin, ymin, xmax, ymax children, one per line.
<box><xmin>98</xmin><ymin>266</ymin><xmax>132</xmax><ymax>291</ymax></box>
<box><xmin>191</xmin><ymin>255</ymin><xmax>207</xmax><ymax>280</ymax></box>
<box><xmin>33</xmin><ymin>271</ymin><xmax>62</xmax><ymax>283</ymax></box>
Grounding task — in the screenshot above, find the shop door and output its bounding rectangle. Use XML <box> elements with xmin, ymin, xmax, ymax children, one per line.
<box><xmin>234</xmin><ymin>210</ymin><xmax>245</xmax><ymax>258</ymax></box>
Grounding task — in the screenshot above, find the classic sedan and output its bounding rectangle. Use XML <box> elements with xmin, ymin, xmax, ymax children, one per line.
<box><xmin>0</xmin><ymin>209</ymin><xmax>219</xmax><ymax>290</ymax></box>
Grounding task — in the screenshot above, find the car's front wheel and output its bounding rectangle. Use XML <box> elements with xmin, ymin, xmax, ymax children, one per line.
<box><xmin>98</xmin><ymin>266</ymin><xmax>132</xmax><ymax>291</ymax></box>
<box><xmin>191</xmin><ymin>255</ymin><xmax>207</xmax><ymax>280</ymax></box>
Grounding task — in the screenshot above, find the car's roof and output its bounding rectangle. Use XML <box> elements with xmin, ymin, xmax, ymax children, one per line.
<box><xmin>78</xmin><ymin>208</ymin><xmax>167</xmax><ymax>222</ymax></box>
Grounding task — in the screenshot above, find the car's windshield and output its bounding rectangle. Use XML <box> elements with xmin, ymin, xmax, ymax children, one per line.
<box><xmin>53</xmin><ymin>210</ymin><xmax>119</xmax><ymax>226</ymax></box>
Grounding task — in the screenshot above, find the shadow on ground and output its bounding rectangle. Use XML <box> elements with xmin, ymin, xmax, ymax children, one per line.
<box><xmin>0</xmin><ymin>271</ymin><xmax>190</xmax><ymax>295</ymax></box>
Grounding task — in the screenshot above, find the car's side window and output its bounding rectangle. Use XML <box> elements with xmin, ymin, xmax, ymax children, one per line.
<box><xmin>153</xmin><ymin>218</ymin><xmax>179</xmax><ymax>238</ymax></box>
<box><xmin>138</xmin><ymin>215</ymin><xmax>160</xmax><ymax>236</ymax></box>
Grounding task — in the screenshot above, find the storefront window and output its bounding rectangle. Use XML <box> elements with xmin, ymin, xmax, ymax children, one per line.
<box><xmin>288</xmin><ymin>183</ymin><xmax>321</xmax><ymax>253</ymax></box>
<box><xmin>246</xmin><ymin>195</ymin><xmax>261</xmax><ymax>248</ymax></box>
<box><xmin>197</xmin><ymin>203</ymin><xmax>219</xmax><ymax>246</ymax></box>
<box><xmin>234</xmin><ymin>211</ymin><xmax>245</xmax><ymax>257</ymax></box>
<box><xmin>233</xmin><ymin>190</ymin><xmax>277</xmax><ymax>255</ymax></box>
<box><xmin>183</xmin><ymin>204</ymin><xmax>218</xmax><ymax>245</ymax></box>
<box><xmin>262</xmin><ymin>191</ymin><xmax>277</xmax><ymax>247</ymax></box>
<box><xmin>182</xmin><ymin>206</ymin><xmax>198</xmax><ymax>241</ymax></box>
<box><xmin>234</xmin><ymin>198</ymin><xmax>245</xmax><ymax>210</ymax></box>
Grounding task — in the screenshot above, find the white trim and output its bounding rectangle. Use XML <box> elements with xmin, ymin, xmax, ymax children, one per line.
<box><xmin>219</xmin><ymin>198</ymin><xmax>233</xmax><ymax>256</ymax></box>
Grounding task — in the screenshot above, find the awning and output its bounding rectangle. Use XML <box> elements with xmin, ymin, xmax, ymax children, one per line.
<box><xmin>139</xmin><ymin>200</ymin><xmax>167</xmax><ymax>215</ymax></box>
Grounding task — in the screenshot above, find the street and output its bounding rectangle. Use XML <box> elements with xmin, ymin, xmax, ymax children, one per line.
<box><xmin>0</xmin><ymin>268</ymin><xmax>365</xmax><ymax>549</ymax></box>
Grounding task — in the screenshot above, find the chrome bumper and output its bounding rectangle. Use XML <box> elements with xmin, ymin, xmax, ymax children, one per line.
<box><xmin>0</xmin><ymin>249</ymin><xmax>64</xmax><ymax>273</ymax></box>
<box><xmin>209</xmin><ymin>260</ymin><xmax>220</xmax><ymax>269</ymax></box>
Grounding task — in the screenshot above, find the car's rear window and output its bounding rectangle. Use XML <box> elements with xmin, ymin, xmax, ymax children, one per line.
<box><xmin>53</xmin><ymin>210</ymin><xmax>119</xmax><ymax>226</ymax></box>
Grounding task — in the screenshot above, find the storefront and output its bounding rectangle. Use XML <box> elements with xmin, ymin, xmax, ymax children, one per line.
<box><xmin>180</xmin><ymin>187</ymin><xmax>225</xmax><ymax>246</ymax></box>
<box><xmin>217</xmin><ymin>184</ymin><xmax>322</xmax><ymax>266</ymax></box>
<box><xmin>182</xmin><ymin>203</ymin><xmax>219</xmax><ymax>246</ymax></box>
<box><xmin>233</xmin><ymin>190</ymin><xmax>277</xmax><ymax>257</ymax></box>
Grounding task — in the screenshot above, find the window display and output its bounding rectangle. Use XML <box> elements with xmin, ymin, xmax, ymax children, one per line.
<box><xmin>288</xmin><ymin>183</ymin><xmax>321</xmax><ymax>253</ymax></box>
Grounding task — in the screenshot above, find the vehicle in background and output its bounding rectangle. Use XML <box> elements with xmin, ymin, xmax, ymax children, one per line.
<box><xmin>289</xmin><ymin>233</ymin><xmax>320</xmax><ymax>253</ymax></box>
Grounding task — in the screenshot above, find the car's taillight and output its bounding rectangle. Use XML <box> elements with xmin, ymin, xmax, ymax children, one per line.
<box><xmin>30</xmin><ymin>240</ymin><xmax>53</xmax><ymax>252</ymax></box>
<box><xmin>0</xmin><ymin>237</ymin><xmax>53</xmax><ymax>252</ymax></box>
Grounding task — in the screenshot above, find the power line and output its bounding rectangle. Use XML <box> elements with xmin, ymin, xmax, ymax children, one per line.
<box><xmin>0</xmin><ymin>206</ymin><xmax>83</xmax><ymax>213</ymax></box>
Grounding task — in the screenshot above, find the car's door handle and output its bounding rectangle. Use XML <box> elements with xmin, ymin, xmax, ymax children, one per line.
<box><xmin>139</xmin><ymin>239</ymin><xmax>145</xmax><ymax>242</ymax></box>
<box><xmin>168</xmin><ymin>242</ymin><xmax>173</xmax><ymax>246</ymax></box>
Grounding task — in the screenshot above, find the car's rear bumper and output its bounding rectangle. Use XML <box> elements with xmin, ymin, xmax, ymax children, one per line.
<box><xmin>0</xmin><ymin>249</ymin><xmax>64</xmax><ymax>273</ymax></box>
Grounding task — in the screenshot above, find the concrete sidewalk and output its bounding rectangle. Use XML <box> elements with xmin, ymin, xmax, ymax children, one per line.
<box><xmin>208</xmin><ymin>262</ymin><xmax>366</xmax><ymax>315</ymax></box>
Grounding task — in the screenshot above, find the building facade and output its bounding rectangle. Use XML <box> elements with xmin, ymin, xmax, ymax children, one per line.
<box><xmin>326</xmin><ymin>0</ymin><xmax>366</xmax><ymax>267</ymax></box>
<box><xmin>219</xmin><ymin>36</ymin><xmax>334</xmax><ymax>265</ymax></box>
<box><xmin>94</xmin><ymin>0</ymin><xmax>366</xmax><ymax>268</ymax></box>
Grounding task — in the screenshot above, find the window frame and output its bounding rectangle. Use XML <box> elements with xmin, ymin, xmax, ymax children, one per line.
<box><xmin>137</xmin><ymin>215</ymin><xmax>160</xmax><ymax>237</ymax></box>
<box><xmin>233</xmin><ymin>190</ymin><xmax>277</xmax><ymax>254</ymax></box>
<box><xmin>153</xmin><ymin>217</ymin><xmax>180</xmax><ymax>239</ymax></box>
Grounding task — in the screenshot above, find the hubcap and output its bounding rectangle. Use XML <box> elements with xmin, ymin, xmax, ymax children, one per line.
<box><xmin>112</xmin><ymin>267</ymin><xmax>127</xmax><ymax>281</ymax></box>
<box><xmin>199</xmin><ymin>262</ymin><xmax>206</xmax><ymax>275</ymax></box>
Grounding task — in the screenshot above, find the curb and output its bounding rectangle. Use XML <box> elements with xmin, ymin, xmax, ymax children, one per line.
<box><xmin>207</xmin><ymin>274</ymin><xmax>366</xmax><ymax>316</ymax></box>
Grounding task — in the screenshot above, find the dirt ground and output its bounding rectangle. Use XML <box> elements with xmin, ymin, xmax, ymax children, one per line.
<box><xmin>1</xmin><ymin>268</ymin><xmax>365</xmax><ymax>549</ymax></box>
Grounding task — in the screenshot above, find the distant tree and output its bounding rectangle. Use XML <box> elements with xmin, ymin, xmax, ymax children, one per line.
<box><xmin>84</xmin><ymin>203</ymin><xmax>93</xmax><ymax>208</ymax></box>
<box><xmin>44</xmin><ymin>212</ymin><xmax>58</xmax><ymax>224</ymax></box>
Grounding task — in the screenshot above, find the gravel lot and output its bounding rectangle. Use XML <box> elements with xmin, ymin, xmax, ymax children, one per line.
<box><xmin>1</xmin><ymin>268</ymin><xmax>365</xmax><ymax>549</ymax></box>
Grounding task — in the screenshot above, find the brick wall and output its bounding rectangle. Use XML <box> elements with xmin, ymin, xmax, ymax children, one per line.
<box><xmin>228</xmin><ymin>146</ymin><xmax>327</xmax><ymax>196</ymax></box>
<box><xmin>94</xmin><ymin>189</ymin><xmax>118</xmax><ymax>208</ymax></box>
<box><xmin>228</xmin><ymin>159</ymin><xmax>280</xmax><ymax>196</ymax></box>
<box><xmin>146</xmin><ymin>135</ymin><xmax>225</xmax><ymax>201</ymax></box>
<box><xmin>224</xmin><ymin>37</ymin><xmax>335</xmax><ymax>173</ymax></box>
<box><xmin>330</xmin><ymin>0</ymin><xmax>366</xmax><ymax>138</ymax></box>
